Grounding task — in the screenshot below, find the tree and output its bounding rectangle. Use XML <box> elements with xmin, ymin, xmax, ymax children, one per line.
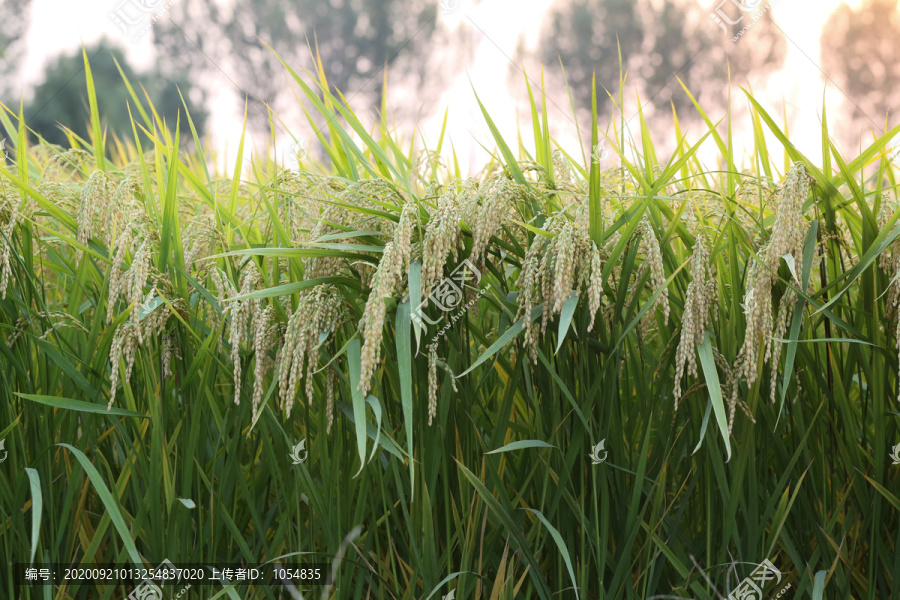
<box><xmin>641</xmin><ymin>0</ymin><xmax>786</xmax><ymax>118</ymax></box>
<box><xmin>151</xmin><ymin>0</ymin><xmax>461</xmax><ymax>133</ymax></box>
<box><xmin>535</xmin><ymin>0</ymin><xmax>786</xmax><ymax>125</ymax></box>
<box><xmin>13</xmin><ymin>40</ymin><xmax>208</xmax><ymax>148</ymax></box>
<box><xmin>0</xmin><ymin>0</ymin><xmax>32</xmax><ymax>96</ymax></box>
<box><xmin>820</xmin><ymin>0</ymin><xmax>900</xmax><ymax>140</ymax></box>
<box><xmin>538</xmin><ymin>0</ymin><xmax>645</xmax><ymax>115</ymax></box>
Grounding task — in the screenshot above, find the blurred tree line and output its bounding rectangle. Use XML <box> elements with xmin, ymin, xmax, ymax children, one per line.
<box><xmin>0</xmin><ymin>0</ymin><xmax>30</xmax><ymax>88</ymax></box>
<box><xmin>1</xmin><ymin>0</ymin><xmax>898</xmax><ymax>149</ymax></box>
<box><xmin>534</xmin><ymin>0</ymin><xmax>786</xmax><ymax>124</ymax></box>
<box><xmin>6</xmin><ymin>40</ymin><xmax>208</xmax><ymax>148</ymax></box>
<box><xmin>150</xmin><ymin>0</ymin><xmax>469</xmax><ymax>133</ymax></box>
<box><xmin>0</xmin><ymin>0</ymin><xmax>208</xmax><ymax>148</ymax></box>
<box><xmin>820</xmin><ymin>0</ymin><xmax>900</xmax><ymax>142</ymax></box>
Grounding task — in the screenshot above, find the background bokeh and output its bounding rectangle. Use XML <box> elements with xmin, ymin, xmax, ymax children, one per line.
<box><xmin>1</xmin><ymin>0</ymin><xmax>898</xmax><ymax>171</ymax></box>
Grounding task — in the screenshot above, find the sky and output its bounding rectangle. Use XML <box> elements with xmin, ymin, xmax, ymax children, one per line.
<box><xmin>9</xmin><ymin>0</ymin><xmax>884</xmax><ymax>174</ymax></box>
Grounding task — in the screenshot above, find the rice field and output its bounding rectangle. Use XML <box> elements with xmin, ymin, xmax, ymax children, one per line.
<box><xmin>1</xmin><ymin>50</ymin><xmax>899</xmax><ymax>599</ymax></box>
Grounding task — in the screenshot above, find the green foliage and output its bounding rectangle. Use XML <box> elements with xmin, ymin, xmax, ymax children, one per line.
<box><xmin>821</xmin><ymin>0</ymin><xmax>900</xmax><ymax>138</ymax></box>
<box><xmin>0</xmin><ymin>50</ymin><xmax>898</xmax><ymax>600</ymax></box>
<box><xmin>537</xmin><ymin>0</ymin><xmax>786</xmax><ymax>120</ymax></box>
<box><xmin>152</xmin><ymin>0</ymin><xmax>454</xmax><ymax>132</ymax></box>
<box><xmin>12</xmin><ymin>39</ymin><xmax>208</xmax><ymax>147</ymax></box>
<box><xmin>0</xmin><ymin>0</ymin><xmax>32</xmax><ymax>91</ymax></box>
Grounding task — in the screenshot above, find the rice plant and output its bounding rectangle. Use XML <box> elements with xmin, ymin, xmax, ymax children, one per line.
<box><xmin>0</xmin><ymin>48</ymin><xmax>898</xmax><ymax>600</ymax></box>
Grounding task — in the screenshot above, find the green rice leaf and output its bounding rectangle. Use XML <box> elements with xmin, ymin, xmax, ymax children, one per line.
<box><xmin>395</xmin><ymin>301</ymin><xmax>415</xmax><ymax>500</ymax></box>
<box><xmin>778</xmin><ymin>220</ymin><xmax>818</xmax><ymax>420</ymax></box>
<box><xmin>473</xmin><ymin>90</ymin><xmax>528</xmax><ymax>187</ymax></box>
<box><xmin>364</xmin><ymin>394</ymin><xmax>383</xmax><ymax>463</ymax></box>
<box><xmin>524</xmin><ymin>508</ymin><xmax>580</xmax><ymax>600</ymax></box>
<box><xmin>347</xmin><ymin>339</ymin><xmax>368</xmax><ymax>477</ymax></box>
<box><xmin>697</xmin><ymin>334</ymin><xmax>731</xmax><ymax>461</ymax></box>
<box><xmin>409</xmin><ymin>261</ymin><xmax>423</xmax><ymax>352</ymax></box>
<box><xmin>555</xmin><ymin>291</ymin><xmax>579</xmax><ymax>354</ymax></box>
<box><xmin>56</xmin><ymin>443</ymin><xmax>142</xmax><ymax>565</ymax></box>
<box><xmin>485</xmin><ymin>440</ymin><xmax>555</xmax><ymax>454</ymax></box>
<box><xmin>455</xmin><ymin>461</ymin><xmax>552</xmax><ymax>599</ymax></box>
<box><xmin>16</xmin><ymin>394</ymin><xmax>146</xmax><ymax>418</ymax></box>
<box><xmin>227</xmin><ymin>277</ymin><xmax>360</xmax><ymax>301</ymax></box>
<box><xmin>812</xmin><ymin>571</ymin><xmax>827</xmax><ymax>600</ymax></box>
<box><xmin>24</xmin><ymin>468</ymin><xmax>42</xmax><ymax>564</ymax></box>
<box><xmin>456</xmin><ymin>305</ymin><xmax>542</xmax><ymax>379</ymax></box>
